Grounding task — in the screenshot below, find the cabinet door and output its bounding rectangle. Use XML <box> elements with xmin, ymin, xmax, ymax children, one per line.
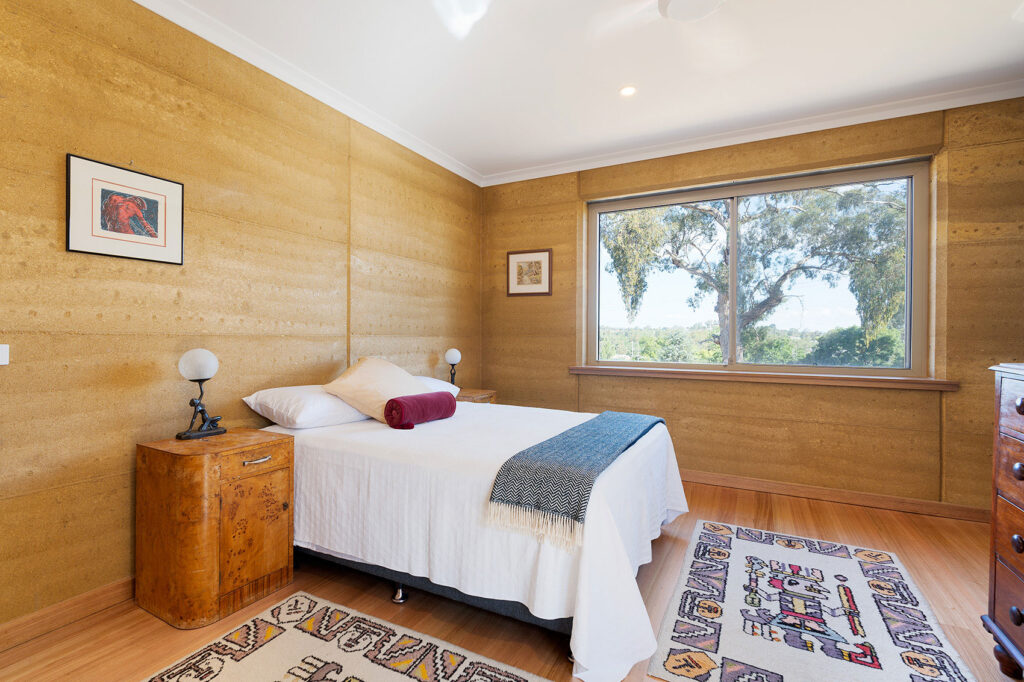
<box><xmin>220</xmin><ymin>467</ymin><xmax>291</xmax><ymax>594</ymax></box>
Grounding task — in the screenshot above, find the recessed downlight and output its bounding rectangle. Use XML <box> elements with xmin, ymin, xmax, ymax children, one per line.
<box><xmin>619</xmin><ymin>85</ymin><xmax>638</xmax><ymax>97</ymax></box>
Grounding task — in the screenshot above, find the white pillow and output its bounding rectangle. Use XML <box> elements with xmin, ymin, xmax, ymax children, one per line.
<box><xmin>416</xmin><ymin>376</ymin><xmax>460</xmax><ymax>397</ymax></box>
<box><xmin>323</xmin><ymin>357</ymin><xmax>431</xmax><ymax>423</ymax></box>
<box><xmin>243</xmin><ymin>385</ymin><xmax>369</xmax><ymax>429</ymax></box>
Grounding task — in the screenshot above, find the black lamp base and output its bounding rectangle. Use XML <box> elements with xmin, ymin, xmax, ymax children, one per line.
<box><xmin>176</xmin><ymin>378</ymin><xmax>227</xmax><ymax>440</ymax></box>
<box><xmin>176</xmin><ymin>426</ymin><xmax>227</xmax><ymax>440</ymax></box>
<box><xmin>449</xmin><ymin>363</ymin><xmax>457</xmax><ymax>385</ymax></box>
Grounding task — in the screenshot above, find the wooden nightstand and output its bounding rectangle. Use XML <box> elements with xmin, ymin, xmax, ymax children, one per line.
<box><xmin>456</xmin><ymin>388</ymin><xmax>497</xmax><ymax>403</ymax></box>
<box><xmin>135</xmin><ymin>428</ymin><xmax>294</xmax><ymax>629</ymax></box>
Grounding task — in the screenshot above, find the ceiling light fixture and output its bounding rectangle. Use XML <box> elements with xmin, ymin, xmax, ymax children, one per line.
<box><xmin>619</xmin><ymin>85</ymin><xmax>638</xmax><ymax>97</ymax></box>
<box><xmin>658</xmin><ymin>0</ymin><xmax>724</xmax><ymax>23</ymax></box>
<box><xmin>432</xmin><ymin>0</ymin><xmax>491</xmax><ymax>40</ymax></box>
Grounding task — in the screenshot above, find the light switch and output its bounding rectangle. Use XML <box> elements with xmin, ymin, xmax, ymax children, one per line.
<box><xmin>0</xmin><ymin>344</ymin><xmax>8</xmax><ymax>365</ymax></box>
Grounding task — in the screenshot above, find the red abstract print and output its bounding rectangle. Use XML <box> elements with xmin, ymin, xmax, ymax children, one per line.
<box><xmin>101</xmin><ymin>193</ymin><xmax>157</xmax><ymax>238</ymax></box>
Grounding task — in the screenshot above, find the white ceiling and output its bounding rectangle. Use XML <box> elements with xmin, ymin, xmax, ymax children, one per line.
<box><xmin>135</xmin><ymin>0</ymin><xmax>1024</xmax><ymax>186</ymax></box>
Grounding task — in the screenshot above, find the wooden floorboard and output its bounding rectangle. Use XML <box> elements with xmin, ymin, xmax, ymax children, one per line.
<box><xmin>0</xmin><ymin>482</ymin><xmax>995</xmax><ymax>681</ymax></box>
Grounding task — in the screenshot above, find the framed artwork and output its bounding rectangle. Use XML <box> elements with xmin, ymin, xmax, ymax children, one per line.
<box><xmin>66</xmin><ymin>154</ymin><xmax>183</xmax><ymax>265</ymax></box>
<box><xmin>507</xmin><ymin>248</ymin><xmax>552</xmax><ymax>296</ymax></box>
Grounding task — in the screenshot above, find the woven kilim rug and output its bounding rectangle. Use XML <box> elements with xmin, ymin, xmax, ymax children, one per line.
<box><xmin>145</xmin><ymin>591</ymin><xmax>550</xmax><ymax>682</ymax></box>
<box><xmin>649</xmin><ymin>521</ymin><xmax>976</xmax><ymax>682</ymax></box>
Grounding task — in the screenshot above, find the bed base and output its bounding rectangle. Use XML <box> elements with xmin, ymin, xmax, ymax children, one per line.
<box><xmin>297</xmin><ymin>547</ymin><xmax>573</xmax><ymax>636</ymax></box>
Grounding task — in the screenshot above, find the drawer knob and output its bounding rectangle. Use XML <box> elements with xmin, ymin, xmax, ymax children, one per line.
<box><xmin>1014</xmin><ymin>535</ymin><xmax>1024</xmax><ymax>553</ymax></box>
<box><xmin>283</xmin><ymin>501</ymin><xmax>289</xmax><ymax>511</ymax></box>
<box><xmin>1012</xmin><ymin>606</ymin><xmax>1024</xmax><ymax>626</ymax></box>
<box><xmin>1014</xmin><ymin>462</ymin><xmax>1024</xmax><ymax>481</ymax></box>
<box><xmin>242</xmin><ymin>455</ymin><xmax>272</xmax><ymax>466</ymax></box>
<box><xmin>1017</xmin><ymin>397</ymin><xmax>1024</xmax><ymax>416</ymax></box>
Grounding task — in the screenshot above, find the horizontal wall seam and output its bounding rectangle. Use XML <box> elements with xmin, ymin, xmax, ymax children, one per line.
<box><xmin>945</xmin><ymin>137</ymin><xmax>1024</xmax><ymax>151</ymax></box>
<box><xmin>0</xmin><ymin>331</ymin><xmax>348</xmax><ymax>339</ymax></box>
<box><xmin>349</xmin><ymin>249</ymin><xmax>482</xmax><ymax>276</ymax></box>
<box><xmin>0</xmin><ymin>172</ymin><xmax>351</xmax><ymax>250</ymax></box>
<box><xmin>946</xmin><ymin>236</ymin><xmax>1024</xmax><ymax>247</ymax></box>
<box><xmin>186</xmin><ymin>206</ymin><xmax>350</xmax><ymax>246</ymax></box>
<box><xmin>482</xmin><ymin>202</ymin><xmax>580</xmax><ymax>218</ymax></box>
<box><xmin>578</xmin><ymin>402</ymin><xmax>941</xmax><ymax>435</ymax></box>
<box><xmin>0</xmin><ymin>471</ymin><xmax>131</xmax><ymax>504</ymax></box>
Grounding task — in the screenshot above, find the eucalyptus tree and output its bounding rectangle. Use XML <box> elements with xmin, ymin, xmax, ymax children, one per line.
<box><xmin>599</xmin><ymin>180</ymin><xmax>908</xmax><ymax>363</ymax></box>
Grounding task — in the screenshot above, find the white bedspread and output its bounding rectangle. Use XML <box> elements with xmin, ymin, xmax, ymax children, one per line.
<box><xmin>265</xmin><ymin>401</ymin><xmax>687</xmax><ymax>681</ymax></box>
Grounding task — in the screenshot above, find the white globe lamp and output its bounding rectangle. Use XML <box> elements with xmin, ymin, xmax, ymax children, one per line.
<box><xmin>445</xmin><ymin>348</ymin><xmax>462</xmax><ymax>385</ymax></box>
<box><xmin>175</xmin><ymin>348</ymin><xmax>227</xmax><ymax>440</ymax></box>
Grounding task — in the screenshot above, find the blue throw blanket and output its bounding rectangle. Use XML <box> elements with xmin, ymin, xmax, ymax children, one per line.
<box><xmin>487</xmin><ymin>411</ymin><xmax>665</xmax><ymax>548</ymax></box>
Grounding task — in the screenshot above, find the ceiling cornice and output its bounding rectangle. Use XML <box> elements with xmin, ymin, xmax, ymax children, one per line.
<box><xmin>477</xmin><ymin>77</ymin><xmax>1024</xmax><ymax>186</ymax></box>
<box><xmin>132</xmin><ymin>1</ymin><xmax>1024</xmax><ymax>189</ymax></box>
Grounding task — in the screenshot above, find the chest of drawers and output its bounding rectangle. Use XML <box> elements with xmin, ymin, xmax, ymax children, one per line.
<box><xmin>984</xmin><ymin>364</ymin><xmax>1024</xmax><ymax>678</ymax></box>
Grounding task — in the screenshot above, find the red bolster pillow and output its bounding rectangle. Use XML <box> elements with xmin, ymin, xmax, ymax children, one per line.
<box><xmin>384</xmin><ymin>391</ymin><xmax>457</xmax><ymax>429</ymax></box>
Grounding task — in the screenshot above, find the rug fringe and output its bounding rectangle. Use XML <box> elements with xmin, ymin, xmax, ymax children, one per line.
<box><xmin>487</xmin><ymin>501</ymin><xmax>583</xmax><ymax>549</ymax></box>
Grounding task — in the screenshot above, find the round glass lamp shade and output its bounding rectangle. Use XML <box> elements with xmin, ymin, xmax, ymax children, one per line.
<box><xmin>444</xmin><ymin>348</ymin><xmax>462</xmax><ymax>365</ymax></box>
<box><xmin>178</xmin><ymin>348</ymin><xmax>219</xmax><ymax>381</ymax></box>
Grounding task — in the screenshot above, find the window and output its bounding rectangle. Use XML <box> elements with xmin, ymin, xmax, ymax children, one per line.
<box><xmin>587</xmin><ymin>161</ymin><xmax>929</xmax><ymax>376</ymax></box>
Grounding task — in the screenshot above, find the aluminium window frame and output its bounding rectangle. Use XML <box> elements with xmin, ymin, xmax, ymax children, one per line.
<box><xmin>585</xmin><ymin>159</ymin><xmax>931</xmax><ymax>377</ymax></box>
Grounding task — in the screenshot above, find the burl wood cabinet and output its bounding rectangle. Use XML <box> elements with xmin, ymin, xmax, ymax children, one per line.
<box><xmin>984</xmin><ymin>364</ymin><xmax>1024</xmax><ymax>678</ymax></box>
<box><xmin>135</xmin><ymin>428</ymin><xmax>294</xmax><ymax>628</ymax></box>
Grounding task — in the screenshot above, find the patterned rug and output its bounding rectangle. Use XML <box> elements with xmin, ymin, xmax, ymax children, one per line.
<box><xmin>145</xmin><ymin>591</ymin><xmax>549</xmax><ymax>682</ymax></box>
<box><xmin>649</xmin><ymin>521</ymin><xmax>976</xmax><ymax>682</ymax></box>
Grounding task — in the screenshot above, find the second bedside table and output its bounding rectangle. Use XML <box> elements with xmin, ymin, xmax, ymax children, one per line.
<box><xmin>456</xmin><ymin>388</ymin><xmax>497</xmax><ymax>403</ymax></box>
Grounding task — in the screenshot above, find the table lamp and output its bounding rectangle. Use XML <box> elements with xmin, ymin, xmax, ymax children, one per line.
<box><xmin>176</xmin><ymin>348</ymin><xmax>227</xmax><ymax>440</ymax></box>
<box><xmin>445</xmin><ymin>348</ymin><xmax>461</xmax><ymax>385</ymax></box>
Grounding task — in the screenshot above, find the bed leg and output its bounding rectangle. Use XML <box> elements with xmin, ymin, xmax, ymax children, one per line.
<box><xmin>391</xmin><ymin>582</ymin><xmax>409</xmax><ymax>604</ymax></box>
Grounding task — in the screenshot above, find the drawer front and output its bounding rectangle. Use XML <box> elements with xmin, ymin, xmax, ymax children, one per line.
<box><xmin>995</xmin><ymin>495</ymin><xmax>1024</xmax><ymax>575</ymax></box>
<box><xmin>1001</xmin><ymin>377</ymin><xmax>1024</xmax><ymax>436</ymax></box>
<box><xmin>996</xmin><ymin>434</ymin><xmax>1024</xmax><ymax>509</ymax></box>
<box><xmin>993</xmin><ymin>559</ymin><xmax>1024</xmax><ymax>653</ymax></box>
<box><xmin>219</xmin><ymin>440</ymin><xmax>292</xmax><ymax>481</ymax></box>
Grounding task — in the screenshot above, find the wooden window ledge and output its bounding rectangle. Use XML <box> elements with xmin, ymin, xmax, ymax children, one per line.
<box><xmin>568</xmin><ymin>365</ymin><xmax>959</xmax><ymax>391</ymax></box>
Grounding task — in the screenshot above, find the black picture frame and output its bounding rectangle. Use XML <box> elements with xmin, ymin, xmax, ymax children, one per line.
<box><xmin>66</xmin><ymin>153</ymin><xmax>184</xmax><ymax>265</ymax></box>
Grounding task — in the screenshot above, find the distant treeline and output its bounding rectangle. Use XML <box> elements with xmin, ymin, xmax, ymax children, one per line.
<box><xmin>599</xmin><ymin>323</ymin><xmax>905</xmax><ymax>368</ymax></box>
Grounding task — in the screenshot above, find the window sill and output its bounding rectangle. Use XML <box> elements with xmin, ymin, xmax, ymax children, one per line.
<box><xmin>568</xmin><ymin>365</ymin><xmax>959</xmax><ymax>391</ymax></box>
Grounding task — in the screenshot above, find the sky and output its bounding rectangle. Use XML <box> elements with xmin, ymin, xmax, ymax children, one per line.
<box><xmin>597</xmin><ymin>245</ymin><xmax>865</xmax><ymax>332</ymax></box>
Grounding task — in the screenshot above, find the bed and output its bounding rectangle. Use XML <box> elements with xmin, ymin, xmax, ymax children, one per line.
<box><xmin>263</xmin><ymin>400</ymin><xmax>687</xmax><ymax>681</ymax></box>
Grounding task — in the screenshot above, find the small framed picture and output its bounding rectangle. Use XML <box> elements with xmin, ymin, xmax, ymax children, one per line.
<box><xmin>507</xmin><ymin>248</ymin><xmax>552</xmax><ymax>296</ymax></box>
<box><xmin>66</xmin><ymin>154</ymin><xmax>183</xmax><ymax>265</ymax></box>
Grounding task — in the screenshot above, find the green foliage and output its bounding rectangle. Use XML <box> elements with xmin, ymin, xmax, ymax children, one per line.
<box><xmin>599</xmin><ymin>324</ymin><xmax>722</xmax><ymax>364</ymax></box>
<box><xmin>739</xmin><ymin>325</ymin><xmax>817</xmax><ymax>365</ymax></box>
<box><xmin>599</xmin><ymin>180</ymin><xmax>909</xmax><ymax>360</ymax></box>
<box><xmin>599</xmin><ymin>208</ymin><xmax>668</xmax><ymax>324</ymax></box>
<box><xmin>600</xmin><ymin>323</ymin><xmax>906</xmax><ymax>368</ymax></box>
<box><xmin>801</xmin><ymin>326</ymin><xmax>904</xmax><ymax>368</ymax></box>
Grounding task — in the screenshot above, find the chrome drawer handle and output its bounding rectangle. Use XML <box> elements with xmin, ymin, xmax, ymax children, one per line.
<box><xmin>242</xmin><ymin>455</ymin><xmax>272</xmax><ymax>466</ymax></box>
<box><xmin>1016</xmin><ymin>397</ymin><xmax>1024</xmax><ymax>416</ymax></box>
<box><xmin>1013</xmin><ymin>462</ymin><xmax>1024</xmax><ymax>481</ymax></box>
<box><xmin>1013</xmin><ymin>535</ymin><xmax>1024</xmax><ymax>553</ymax></box>
<box><xmin>1012</xmin><ymin>606</ymin><xmax>1024</xmax><ymax>626</ymax></box>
